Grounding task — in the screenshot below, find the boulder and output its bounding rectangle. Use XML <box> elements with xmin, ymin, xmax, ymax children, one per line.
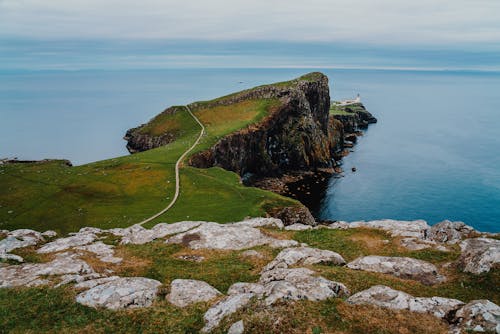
<box><xmin>0</xmin><ymin>252</ymin><xmax>94</xmax><ymax>287</ymax></box>
<box><xmin>458</xmin><ymin>238</ymin><xmax>500</xmax><ymax>274</ymax></box>
<box><xmin>453</xmin><ymin>300</ymin><xmax>500</xmax><ymax>333</ymax></box>
<box><xmin>347</xmin><ymin>255</ymin><xmax>445</xmax><ymax>285</ymax></box>
<box><xmin>76</xmin><ymin>277</ymin><xmax>162</xmax><ymax>310</ymax></box>
<box><xmin>284</xmin><ymin>223</ymin><xmax>314</xmax><ymax>231</ymax></box>
<box><xmin>262</xmin><ymin>246</ymin><xmax>345</xmax><ymax>272</ymax></box>
<box><xmin>166</xmin><ymin>222</ymin><xmax>298</xmax><ymax>250</ymax></box>
<box><xmin>260</xmin><ymin>267</ymin><xmax>349</xmax><ymax>305</ymax></box>
<box><xmin>347</xmin><ymin>285</ymin><xmax>413</xmax><ymax>310</ymax></box>
<box><xmin>428</xmin><ymin>220</ymin><xmax>476</xmax><ymax>244</ymax></box>
<box><xmin>202</xmin><ymin>293</ymin><xmax>255</xmax><ymax>333</ymax></box>
<box><xmin>167</xmin><ymin>279</ymin><xmax>222</xmax><ymax>307</ymax></box>
<box><xmin>347</xmin><ymin>285</ymin><xmax>464</xmax><ymax>319</ymax></box>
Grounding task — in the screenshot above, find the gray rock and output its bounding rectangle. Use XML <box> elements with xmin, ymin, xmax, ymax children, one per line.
<box><xmin>409</xmin><ymin>297</ymin><xmax>464</xmax><ymax>318</ymax></box>
<box><xmin>459</xmin><ymin>238</ymin><xmax>500</xmax><ymax>274</ymax></box>
<box><xmin>0</xmin><ymin>229</ymin><xmax>45</xmax><ymax>261</ymax></box>
<box><xmin>227</xmin><ymin>282</ymin><xmax>265</xmax><ymax>297</ymax></box>
<box><xmin>202</xmin><ymin>293</ymin><xmax>254</xmax><ymax>333</ymax></box>
<box><xmin>347</xmin><ymin>285</ymin><xmax>413</xmax><ymax>310</ymax></box>
<box><xmin>347</xmin><ymin>285</ymin><xmax>464</xmax><ymax>319</ymax></box>
<box><xmin>400</xmin><ymin>237</ymin><xmax>436</xmax><ymax>251</ymax></box>
<box><xmin>260</xmin><ymin>267</ymin><xmax>349</xmax><ymax>305</ymax></box>
<box><xmin>167</xmin><ymin>279</ymin><xmax>222</xmax><ymax>307</ymax></box>
<box><xmin>111</xmin><ymin>221</ymin><xmax>204</xmax><ymax>245</ymax></box>
<box><xmin>285</xmin><ymin>223</ymin><xmax>313</xmax><ymax>231</ymax></box>
<box><xmin>0</xmin><ymin>252</ymin><xmax>94</xmax><ymax>287</ymax></box>
<box><xmin>41</xmin><ymin>230</ymin><xmax>57</xmax><ymax>238</ymax></box>
<box><xmin>428</xmin><ymin>220</ymin><xmax>476</xmax><ymax>244</ymax></box>
<box><xmin>330</xmin><ymin>219</ymin><xmax>430</xmax><ymax>239</ymax></box>
<box><xmin>231</xmin><ymin>217</ymin><xmax>284</xmax><ymax>229</ymax></box>
<box><xmin>454</xmin><ymin>300</ymin><xmax>500</xmax><ymax>333</ymax></box>
<box><xmin>227</xmin><ymin>320</ymin><xmax>244</xmax><ymax>334</ymax></box>
<box><xmin>37</xmin><ymin>233</ymin><xmax>97</xmax><ymax>253</ymax></box>
<box><xmin>347</xmin><ymin>255</ymin><xmax>445</xmax><ymax>285</ymax></box>
<box><xmin>75</xmin><ymin>241</ymin><xmax>122</xmax><ymax>264</ymax></box>
<box><xmin>73</xmin><ymin>276</ymin><xmax>121</xmax><ymax>289</ymax></box>
<box><xmin>76</xmin><ymin>277</ymin><xmax>162</xmax><ymax>310</ymax></box>
<box><xmin>262</xmin><ymin>246</ymin><xmax>345</xmax><ymax>273</ymax></box>
<box><xmin>166</xmin><ymin>222</ymin><xmax>298</xmax><ymax>250</ymax></box>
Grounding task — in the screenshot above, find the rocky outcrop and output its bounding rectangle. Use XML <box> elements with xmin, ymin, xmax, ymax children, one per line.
<box><xmin>427</xmin><ymin>220</ymin><xmax>477</xmax><ymax>244</ymax></box>
<box><xmin>75</xmin><ymin>277</ymin><xmax>162</xmax><ymax>310</ymax></box>
<box><xmin>332</xmin><ymin>103</ymin><xmax>377</xmax><ymax>133</ymax></box>
<box><xmin>167</xmin><ymin>279</ymin><xmax>222</xmax><ymax>307</ymax></box>
<box><xmin>262</xmin><ymin>246</ymin><xmax>345</xmax><ymax>272</ymax></box>
<box><xmin>0</xmin><ymin>229</ymin><xmax>48</xmax><ymax>262</ymax></box>
<box><xmin>124</xmin><ymin>107</ymin><xmax>180</xmax><ymax>153</ymax></box>
<box><xmin>458</xmin><ymin>237</ymin><xmax>500</xmax><ymax>274</ymax></box>
<box><xmin>202</xmin><ymin>293</ymin><xmax>255</xmax><ymax>333</ymax></box>
<box><xmin>166</xmin><ymin>222</ymin><xmax>298</xmax><ymax>250</ymax></box>
<box><xmin>453</xmin><ymin>300</ymin><xmax>500</xmax><ymax>333</ymax></box>
<box><xmin>347</xmin><ymin>256</ymin><xmax>445</xmax><ymax>285</ymax></box>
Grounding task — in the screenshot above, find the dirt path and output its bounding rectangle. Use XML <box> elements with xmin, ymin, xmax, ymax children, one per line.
<box><xmin>138</xmin><ymin>105</ymin><xmax>205</xmax><ymax>226</ymax></box>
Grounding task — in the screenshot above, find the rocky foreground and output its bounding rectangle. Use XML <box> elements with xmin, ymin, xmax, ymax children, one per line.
<box><xmin>1</xmin><ymin>218</ymin><xmax>499</xmax><ymax>333</ymax></box>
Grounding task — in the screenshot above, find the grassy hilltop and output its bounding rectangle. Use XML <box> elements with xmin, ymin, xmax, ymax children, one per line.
<box><xmin>0</xmin><ymin>94</ymin><xmax>297</xmax><ymax>234</ymax></box>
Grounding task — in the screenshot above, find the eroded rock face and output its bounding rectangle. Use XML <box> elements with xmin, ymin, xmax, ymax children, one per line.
<box><xmin>75</xmin><ymin>277</ymin><xmax>162</xmax><ymax>310</ymax></box>
<box><xmin>166</xmin><ymin>222</ymin><xmax>298</xmax><ymax>250</ymax></box>
<box><xmin>202</xmin><ymin>293</ymin><xmax>255</xmax><ymax>333</ymax></box>
<box><xmin>453</xmin><ymin>300</ymin><xmax>500</xmax><ymax>333</ymax></box>
<box><xmin>0</xmin><ymin>252</ymin><xmax>94</xmax><ymax>288</ymax></box>
<box><xmin>262</xmin><ymin>246</ymin><xmax>345</xmax><ymax>272</ymax></box>
<box><xmin>428</xmin><ymin>220</ymin><xmax>476</xmax><ymax>244</ymax></box>
<box><xmin>167</xmin><ymin>279</ymin><xmax>222</xmax><ymax>307</ymax></box>
<box><xmin>458</xmin><ymin>238</ymin><xmax>500</xmax><ymax>274</ymax></box>
<box><xmin>347</xmin><ymin>256</ymin><xmax>445</xmax><ymax>285</ymax></box>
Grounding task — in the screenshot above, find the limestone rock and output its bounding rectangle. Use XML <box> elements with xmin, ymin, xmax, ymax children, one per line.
<box><xmin>76</xmin><ymin>277</ymin><xmax>162</xmax><ymax>310</ymax></box>
<box><xmin>0</xmin><ymin>252</ymin><xmax>94</xmax><ymax>287</ymax></box>
<box><xmin>0</xmin><ymin>229</ymin><xmax>45</xmax><ymax>261</ymax></box>
<box><xmin>427</xmin><ymin>220</ymin><xmax>476</xmax><ymax>244</ymax></box>
<box><xmin>409</xmin><ymin>297</ymin><xmax>464</xmax><ymax>318</ymax></box>
<box><xmin>41</xmin><ymin>230</ymin><xmax>57</xmax><ymax>238</ymax></box>
<box><xmin>227</xmin><ymin>320</ymin><xmax>244</xmax><ymax>334</ymax></box>
<box><xmin>284</xmin><ymin>223</ymin><xmax>314</xmax><ymax>231</ymax></box>
<box><xmin>37</xmin><ymin>233</ymin><xmax>97</xmax><ymax>253</ymax></box>
<box><xmin>55</xmin><ymin>273</ymin><xmax>105</xmax><ymax>288</ymax></box>
<box><xmin>167</xmin><ymin>279</ymin><xmax>222</xmax><ymax>307</ymax></box>
<box><xmin>231</xmin><ymin>217</ymin><xmax>284</xmax><ymax>229</ymax></box>
<box><xmin>110</xmin><ymin>221</ymin><xmax>203</xmax><ymax>245</ymax></box>
<box><xmin>347</xmin><ymin>255</ymin><xmax>445</xmax><ymax>285</ymax></box>
<box><xmin>262</xmin><ymin>246</ymin><xmax>345</xmax><ymax>273</ymax></box>
<box><xmin>347</xmin><ymin>285</ymin><xmax>413</xmax><ymax>310</ymax></box>
<box><xmin>202</xmin><ymin>293</ymin><xmax>254</xmax><ymax>333</ymax></box>
<box><xmin>458</xmin><ymin>238</ymin><xmax>500</xmax><ymax>274</ymax></box>
<box><xmin>331</xmin><ymin>219</ymin><xmax>430</xmax><ymax>239</ymax></box>
<box><xmin>166</xmin><ymin>222</ymin><xmax>298</xmax><ymax>250</ymax></box>
<box><xmin>227</xmin><ymin>282</ymin><xmax>265</xmax><ymax>297</ymax></box>
<box><xmin>454</xmin><ymin>300</ymin><xmax>500</xmax><ymax>333</ymax></box>
<box><xmin>75</xmin><ymin>241</ymin><xmax>122</xmax><ymax>264</ymax></box>
<box><xmin>400</xmin><ymin>237</ymin><xmax>436</xmax><ymax>251</ymax></box>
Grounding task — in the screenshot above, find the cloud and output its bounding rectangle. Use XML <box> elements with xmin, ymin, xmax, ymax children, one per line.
<box><xmin>1</xmin><ymin>0</ymin><xmax>500</xmax><ymax>46</ymax></box>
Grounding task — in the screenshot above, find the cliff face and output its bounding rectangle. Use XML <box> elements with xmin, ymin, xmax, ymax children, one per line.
<box><xmin>190</xmin><ymin>73</ymin><xmax>343</xmax><ymax>177</ymax></box>
<box><xmin>332</xmin><ymin>103</ymin><xmax>377</xmax><ymax>133</ymax></box>
<box><xmin>124</xmin><ymin>107</ymin><xmax>179</xmax><ymax>154</ymax></box>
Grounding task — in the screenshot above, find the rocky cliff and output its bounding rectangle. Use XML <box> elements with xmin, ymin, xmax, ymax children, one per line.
<box><xmin>189</xmin><ymin>72</ymin><xmax>343</xmax><ymax>177</ymax></box>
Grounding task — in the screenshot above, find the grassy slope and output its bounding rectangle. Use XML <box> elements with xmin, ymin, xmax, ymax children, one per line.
<box><xmin>0</xmin><ymin>98</ymin><xmax>297</xmax><ymax>234</ymax></box>
<box><xmin>329</xmin><ymin>102</ymin><xmax>365</xmax><ymax>116</ymax></box>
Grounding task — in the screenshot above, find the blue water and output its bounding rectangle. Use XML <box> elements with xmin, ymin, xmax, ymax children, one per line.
<box><xmin>1</xmin><ymin>69</ymin><xmax>499</xmax><ymax>232</ymax></box>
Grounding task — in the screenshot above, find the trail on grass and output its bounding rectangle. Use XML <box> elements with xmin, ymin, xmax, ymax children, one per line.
<box><xmin>138</xmin><ymin>105</ymin><xmax>205</xmax><ymax>226</ymax></box>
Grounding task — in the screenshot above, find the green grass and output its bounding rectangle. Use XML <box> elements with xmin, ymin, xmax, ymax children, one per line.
<box><xmin>329</xmin><ymin>102</ymin><xmax>366</xmax><ymax>116</ymax></box>
<box><xmin>0</xmin><ymin>97</ymin><xmax>298</xmax><ymax>234</ymax></box>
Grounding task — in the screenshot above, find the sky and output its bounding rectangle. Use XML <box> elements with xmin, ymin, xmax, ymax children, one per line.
<box><xmin>1</xmin><ymin>0</ymin><xmax>500</xmax><ymax>70</ymax></box>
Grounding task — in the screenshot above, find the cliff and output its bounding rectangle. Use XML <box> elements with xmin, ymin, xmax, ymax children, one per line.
<box><xmin>189</xmin><ymin>72</ymin><xmax>343</xmax><ymax>177</ymax></box>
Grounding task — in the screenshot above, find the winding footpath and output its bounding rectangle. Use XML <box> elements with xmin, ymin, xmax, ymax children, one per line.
<box><xmin>138</xmin><ymin>105</ymin><xmax>205</xmax><ymax>226</ymax></box>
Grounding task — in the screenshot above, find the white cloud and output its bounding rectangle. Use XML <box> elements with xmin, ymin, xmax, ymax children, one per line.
<box><xmin>1</xmin><ymin>0</ymin><xmax>499</xmax><ymax>45</ymax></box>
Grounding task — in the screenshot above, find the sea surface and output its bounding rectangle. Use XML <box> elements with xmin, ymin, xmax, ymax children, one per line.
<box><xmin>1</xmin><ymin>68</ymin><xmax>499</xmax><ymax>232</ymax></box>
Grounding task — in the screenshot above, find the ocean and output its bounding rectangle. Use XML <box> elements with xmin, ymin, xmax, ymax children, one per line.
<box><xmin>1</xmin><ymin>68</ymin><xmax>499</xmax><ymax>232</ymax></box>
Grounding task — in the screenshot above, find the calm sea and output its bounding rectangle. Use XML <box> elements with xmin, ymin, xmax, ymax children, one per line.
<box><xmin>1</xmin><ymin>68</ymin><xmax>499</xmax><ymax>232</ymax></box>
